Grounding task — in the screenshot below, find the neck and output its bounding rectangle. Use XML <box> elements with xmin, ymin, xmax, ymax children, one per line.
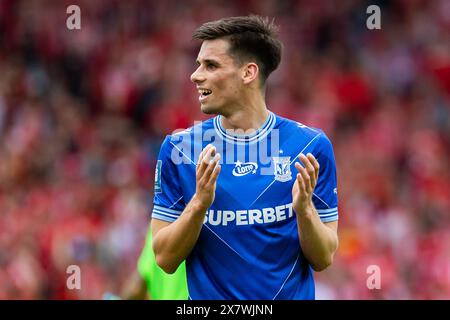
<box><xmin>220</xmin><ymin>94</ymin><xmax>269</xmax><ymax>132</ymax></box>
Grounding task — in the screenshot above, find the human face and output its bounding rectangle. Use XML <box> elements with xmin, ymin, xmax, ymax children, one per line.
<box><xmin>190</xmin><ymin>39</ymin><xmax>243</xmax><ymax>115</ymax></box>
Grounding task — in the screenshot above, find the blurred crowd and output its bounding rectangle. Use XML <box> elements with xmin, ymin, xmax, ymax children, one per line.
<box><xmin>0</xmin><ymin>0</ymin><xmax>449</xmax><ymax>299</ymax></box>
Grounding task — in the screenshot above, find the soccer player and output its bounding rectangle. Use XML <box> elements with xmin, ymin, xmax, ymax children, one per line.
<box><xmin>151</xmin><ymin>15</ymin><xmax>339</xmax><ymax>299</ymax></box>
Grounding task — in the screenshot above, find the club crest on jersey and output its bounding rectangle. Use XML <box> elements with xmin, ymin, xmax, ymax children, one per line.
<box><xmin>273</xmin><ymin>157</ymin><xmax>292</xmax><ymax>182</ymax></box>
<box><xmin>232</xmin><ymin>160</ymin><xmax>258</xmax><ymax>177</ymax></box>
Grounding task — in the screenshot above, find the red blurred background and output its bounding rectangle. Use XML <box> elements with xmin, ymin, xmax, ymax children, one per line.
<box><xmin>0</xmin><ymin>0</ymin><xmax>449</xmax><ymax>299</ymax></box>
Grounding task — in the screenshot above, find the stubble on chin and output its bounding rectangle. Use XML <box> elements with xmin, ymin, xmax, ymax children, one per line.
<box><xmin>200</xmin><ymin>104</ymin><xmax>218</xmax><ymax>115</ymax></box>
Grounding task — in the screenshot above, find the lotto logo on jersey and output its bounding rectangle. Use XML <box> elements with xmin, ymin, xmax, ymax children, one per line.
<box><xmin>273</xmin><ymin>157</ymin><xmax>292</xmax><ymax>182</ymax></box>
<box><xmin>232</xmin><ymin>161</ymin><xmax>258</xmax><ymax>177</ymax></box>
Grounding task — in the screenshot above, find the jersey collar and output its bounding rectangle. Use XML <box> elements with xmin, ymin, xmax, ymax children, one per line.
<box><xmin>213</xmin><ymin>111</ymin><xmax>276</xmax><ymax>144</ymax></box>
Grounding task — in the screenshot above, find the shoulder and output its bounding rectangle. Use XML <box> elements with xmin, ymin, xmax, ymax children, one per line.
<box><xmin>274</xmin><ymin>113</ymin><xmax>324</xmax><ymax>139</ymax></box>
<box><xmin>157</xmin><ymin>117</ymin><xmax>216</xmax><ymax>164</ymax></box>
<box><xmin>160</xmin><ymin>117</ymin><xmax>216</xmax><ymax>146</ymax></box>
<box><xmin>166</xmin><ymin>117</ymin><xmax>215</xmax><ymax>141</ymax></box>
<box><xmin>274</xmin><ymin>113</ymin><xmax>334</xmax><ymax>153</ymax></box>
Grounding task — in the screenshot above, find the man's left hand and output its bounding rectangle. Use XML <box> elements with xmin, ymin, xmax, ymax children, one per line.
<box><xmin>292</xmin><ymin>153</ymin><xmax>320</xmax><ymax>216</ymax></box>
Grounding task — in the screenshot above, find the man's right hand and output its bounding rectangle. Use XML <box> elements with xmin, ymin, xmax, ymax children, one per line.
<box><xmin>192</xmin><ymin>144</ymin><xmax>221</xmax><ymax>212</ymax></box>
<box><xmin>151</xmin><ymin>144</ymin><xmax>221</xmax><ymax>274</ymax></box>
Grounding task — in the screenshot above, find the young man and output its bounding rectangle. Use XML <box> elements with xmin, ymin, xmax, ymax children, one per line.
<box><xmin>151</xmin><ymin>15</ymin><xmax>339</xmax><ymax>300</ymax></box>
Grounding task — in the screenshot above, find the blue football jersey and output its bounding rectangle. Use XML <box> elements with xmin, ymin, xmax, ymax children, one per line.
<box><xmin>152</xmin><ymin>112</ymin><xmax>338</xmax><ymax>300</ymax></box>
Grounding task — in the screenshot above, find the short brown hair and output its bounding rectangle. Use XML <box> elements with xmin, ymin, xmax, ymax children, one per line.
<box><xmin>192</xmin><ymin>15</ymin><xmax>282</xmax><ymax>85</ymax></box>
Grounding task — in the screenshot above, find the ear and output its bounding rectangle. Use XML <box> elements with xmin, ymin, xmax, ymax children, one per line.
<box><xmin>242</xmin><ymin>62</ymin><xmax>259</xmax><ymax>85</ymax></box>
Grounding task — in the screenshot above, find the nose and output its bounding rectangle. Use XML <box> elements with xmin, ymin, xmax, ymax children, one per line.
<box><xmin>190</xmin><ymin>66</ymin><xmax>205</xmax><ymax>84</ymax></box>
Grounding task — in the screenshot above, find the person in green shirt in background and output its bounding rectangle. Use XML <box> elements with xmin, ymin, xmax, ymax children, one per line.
<box><xmin>136</xmin><ymin>224</ymin><xmax>189</xmax><ymax>299</ymax></box>
<box><xmin>104</xmin><ymin>223</ymin><xmax>189</xmax><ymax>300</ymax></box>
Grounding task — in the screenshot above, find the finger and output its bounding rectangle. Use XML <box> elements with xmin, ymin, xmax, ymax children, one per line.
<box><xmin>202</xmin><ymin>145</ymin><xmax>216</xmax><ymax>165</ymax></box>
<box><xmin>296</xmin><ymin>172</ymin><xmax>306</xmax><ymax>198</ymax></box>
<box><xmin>201</xmin><ymin>146</ymin><xmax>216</xmax><ymax>178</ymax></box>
<box><xmin>197</xmin><ymin>144</ymin><xmax>212</xmax><ymax>176</ymax></box>
<box><xmin>197</xmin><ymin>144</ymin><xmax>210</xmax><ymax>166</ymax></box>
<box><xmin>295</xmin><ymin>161</ymin><xmax>312</xmax><ymax>193</ymax></box>
<box><xmin>300</xmin><ymin>153</ymin><xmax>317</xmax><ymax>188</ymax></box>
<box><xmin>300</xmin><ymin>153</ymin><xmax>315</xmax><ymax>177</ymax></box>
<box><xmin>307</xmin><ymin>153</ymin><xmax>320</xmax><ymax>181</ymax></box>
<box><xmin>299</xmin><ymin>165</ymin><xmax>312</xmax><ymax>193</ymax></box>
<box><xmin>202</xmin><ymin>153</ymin><xmax>220</xmax><ymax>181</ymax></box>
<box><xmin>294</xmin><ymin>162</ymin><xmax>306</xmax><ymax>184</ymax></box>
<box><xmin>207</xmin><ymin>163</ymin><xmax>221</xmax><ymax>186</ymax></box>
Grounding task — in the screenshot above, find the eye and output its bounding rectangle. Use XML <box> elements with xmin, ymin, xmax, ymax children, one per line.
<box><xmin>206</xmin><ymin>63</ymin><xmax>217</xmax><ymax>71</ymax></box>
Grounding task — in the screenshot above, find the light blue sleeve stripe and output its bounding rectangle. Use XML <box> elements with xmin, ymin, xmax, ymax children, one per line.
<box><xmin>151</xmin><ymin>212</ymin><xmax>177</xmax><ymax>223</ymax></box>
<box><xmin>318</xmin><ymin>210</ymin><xmax>338</xmax><ymax>217</ymax></box>
<box><xmin>320</xmin><ymin>214</ymin><xmax>338</xmax><ymax>223</ymax></box>
<box><xmin>317</xmin><ymin>207</ymin><xmax>338</xmax><ymax>214</ymax></box>
<box><xmin>153</xmin><ymin>209</ymin><xmax>179</xmax><ymax>219</ymax></box>
<box><xmin>153</xmin><ymin>205</ymin><xmax>183</xmax><ymax>215</ymax></box>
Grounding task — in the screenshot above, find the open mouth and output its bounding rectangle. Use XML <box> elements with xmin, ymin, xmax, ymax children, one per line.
<box><xmin>200</xmin><ymin>89</ymin><xmax>212</xmax><ymax>96</ymax></box>
<box><xmin>199</xmin><ymin>89</ymin><xmax>212</xmax><ymax>101</ymax></box>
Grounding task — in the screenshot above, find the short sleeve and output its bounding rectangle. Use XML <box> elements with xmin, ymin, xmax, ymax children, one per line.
<box><xmin>151</xmin><ymin>135</ymin><xmax>185</xmax><ymax>222</ymax></box>
<box><xmin>312</xmin><ymin>133</ymin><xmax>339</xmax><ymax>222</ymax></box>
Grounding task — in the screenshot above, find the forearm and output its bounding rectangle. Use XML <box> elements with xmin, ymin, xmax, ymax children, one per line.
<box><xmin>296</xmin><ymin>206</ymin><xmax>338</xmax><ymax>272</ymax></box>
<box><xmin>152</xmin><ymin>195</ymin><xmax>207</xmax><ymax>273</ymax></box>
